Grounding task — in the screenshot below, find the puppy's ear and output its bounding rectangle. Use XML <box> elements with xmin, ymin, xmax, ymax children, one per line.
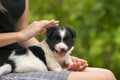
<box><xmin>46</xmin><ymin>26</ymin><xmax>57</xmax><ymax>38</ymax></box>
<box><xmin>67</xmin><ymin>27</ymin><xmax>76</xmax><ymax>39</ymax></box>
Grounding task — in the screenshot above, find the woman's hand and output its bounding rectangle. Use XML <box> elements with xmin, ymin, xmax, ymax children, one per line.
<box><xmin>63</xmin><ymin>57</ymin><xmax>88</xmax><ymax>71</ymax></box>
<box><xmin>19</xmin><ymin>19</ymin><xmax>59</xmax><ymax>41</ymax></box>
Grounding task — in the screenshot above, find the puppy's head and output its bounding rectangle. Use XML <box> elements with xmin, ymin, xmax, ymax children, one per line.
<box><xmin>46</xmin><ymin>26</ymin><xmax>76</xmax><ymax>57</ymax></box>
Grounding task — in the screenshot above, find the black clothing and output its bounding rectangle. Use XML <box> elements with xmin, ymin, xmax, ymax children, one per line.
<box><xmin>0</xmin><ymin>0</ymin><xmax>25</xmax><ymax>55</ymax></box>
<box><xmin>0</xmin><ymin>0</ymin><xmax>25</xmax><ymax>33</ymax></box>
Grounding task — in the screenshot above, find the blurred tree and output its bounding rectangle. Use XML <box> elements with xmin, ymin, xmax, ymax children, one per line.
<box><xmin>29</xmin><ymin>0</ymin><xmax>120</xmax><ymax>79</ymax></box>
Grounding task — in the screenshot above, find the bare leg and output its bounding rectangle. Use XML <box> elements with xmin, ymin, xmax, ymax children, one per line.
<box><xmin>67</xmin><ymin>67</ymin><xmax>116</xmax><ymax>80</ymax></box>
<box><xmin>84</xmin><ymin>67</ymin><xmax>116</xmax><ymax>80</ymax></box>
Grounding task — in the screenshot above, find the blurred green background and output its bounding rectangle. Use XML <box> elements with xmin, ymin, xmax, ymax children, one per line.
<box><xmin>29</xmin><ymin>0</ymin><xmax>120</xmax><ymax>79</ymax></box>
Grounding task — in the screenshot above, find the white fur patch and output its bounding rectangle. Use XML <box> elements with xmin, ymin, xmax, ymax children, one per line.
<box><xmin>0</xmin><ymin>64</ymin><xmax>12</xmax><ymax>75</ymax></box>
<box><xmin>59</xmin><ymin>28</ymin><xmax>66</xmax><ymax>40</ymax></box>
<box><xmin>55</xmin><ymin>42</ymin><xmax>68</xmax><ymax>52</ymax></box>
<box><xmin>9</xmin><ymin>49</ymin><xmax>48</xmax><ymax>72</ymax></box>
<box><xmin>55</xmin><ymin>28</ymin><xmax>68</xmax><ymax>52</ymax></box>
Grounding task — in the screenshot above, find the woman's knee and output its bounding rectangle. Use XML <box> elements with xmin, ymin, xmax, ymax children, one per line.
<box><xmin>102</xmin><ymin>69</ymin><xmax>116</xmax><ymax>80</ymax></box>
<box><xmin>85</xmin><ymin>67</ymin><xmax>116</xmax><ymax>80</ymax></box>
<box><xmin>90</xmin><ymin>70</ymin><xmax>116</xmax><ymax>80</ymax></box>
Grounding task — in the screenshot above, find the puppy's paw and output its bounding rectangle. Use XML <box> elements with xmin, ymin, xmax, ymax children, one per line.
<box><xmin>65</xmin><ymin>60</ymin><xmax>73</xmax><ymax>66</ymax></box>
<box><xmin>48</xmin><ymin>64</ymin><xmax>63</xmax><ymax>71</ymax></box>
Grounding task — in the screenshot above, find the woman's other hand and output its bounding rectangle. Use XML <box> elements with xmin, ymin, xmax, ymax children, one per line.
<box><xmin>63</xmin><ymin>57</ymin><xmax>88</xmax><ymax>71</ymax></box>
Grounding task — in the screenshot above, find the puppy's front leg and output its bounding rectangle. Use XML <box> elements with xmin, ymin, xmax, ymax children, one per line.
<box><xmin>46</xmin><ymin>57</ymin><xmax>63</xmax><ymax>71</ymax></box>
<box><xmin>65</xmin><ymin>54</ymin><xmax>73</xmax><ymax>66</ymax></box>
<box><xmin>65</xmin><ymin>47</ymin><xmax>74</xmax><ymax>66</ymax></box>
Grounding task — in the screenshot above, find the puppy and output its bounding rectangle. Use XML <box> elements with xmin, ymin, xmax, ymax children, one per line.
<box><xmin>0</xmin><ymin>26</ymin><xmax>76</xmax><ymax>75</ymax></box>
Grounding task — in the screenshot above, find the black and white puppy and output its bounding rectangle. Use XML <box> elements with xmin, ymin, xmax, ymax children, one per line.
<box><xmin>0</xmin><ymin>26</ymin><xmax>76</xmax><ymax>75</ymax></box>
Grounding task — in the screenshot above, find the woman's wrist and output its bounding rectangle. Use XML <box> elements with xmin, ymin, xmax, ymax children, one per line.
<box><xmin>17</xmin><ymin>31</ymin><xmax>29</xmax><ymax>41</ymax></box>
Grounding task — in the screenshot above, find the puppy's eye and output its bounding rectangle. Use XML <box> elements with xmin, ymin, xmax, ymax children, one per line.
<box><xmin>64</xmin><ymin>36</ymin><xmax>70</xmax><ymax>41</ymax></box>
<box><xmin>53</xmin><ymin>36</ymin><xmax>61</xmax><ymax>41</ymax></box>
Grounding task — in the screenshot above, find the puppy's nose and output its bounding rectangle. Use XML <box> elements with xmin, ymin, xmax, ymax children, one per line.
<box><xmin>60</xmin><ymin>48</ymin><xmax>66</xmax><ymax>52</ymax></box>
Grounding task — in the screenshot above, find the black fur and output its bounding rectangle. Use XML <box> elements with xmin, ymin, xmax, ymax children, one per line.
<box><xmin>28</xmin><ymin>46</ymin><xmax>47</xmax><ymax>65</ymax></box>
<box><xmin>66</xmin><ymin>27</ymin><xmax>76</xmax><ymax>38</ymax></box>
<box><xmin>15</xmin><ymin>47</ymin><xmax>28</xmax><ymax>55</ymax></box>
<box><xmin>6</xmin><ymin>60</ymin><xmax>15</xmax><ymax>72</ymax></box>
<box><xmin>63</xmin><ymin>27</ymin><xmax>76</xmax><ymax>50</ymax></box>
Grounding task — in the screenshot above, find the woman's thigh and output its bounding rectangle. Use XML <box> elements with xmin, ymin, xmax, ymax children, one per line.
<box><xmin>84</xmin><ymin>67</ymin><xmax>116</xmax><ymax>79</ymax></box>
<box><xmin>67</xmin><ymin>67</ymin><xmax>116</xmax><ymax>80</ymax></box>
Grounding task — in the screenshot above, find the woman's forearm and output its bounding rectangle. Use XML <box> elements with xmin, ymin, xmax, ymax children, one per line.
<box><xmin>19</xmin><ymin>37</ymin><xmax>40</xmax><ymax>47</ymax></box>
<box><xmin>0</xmin><ymin>32</ymin><xmax>24</xmax><ymax>47</ymax></box>
<box><xmin>0</xmin><ymin>19</ymin><xmax>59</xmax><ymax>47</ymax></box>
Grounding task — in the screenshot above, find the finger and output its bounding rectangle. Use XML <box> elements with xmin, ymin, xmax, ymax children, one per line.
<box><xmin>41</xmin><ymin>20</ymin><xmax>55</xmax><ymax>25</ymax></box>
<box><xmin>79</xmin><ymin>63</ymin><xmax>88</xmax><ymax>71</ymax></box>
<box><xmin>37</xmin><ymin>20</ymin><xmax>51</xmax><ymax>28</ymax></box>
<box><xmin>48</xmin><ymin>20</ymin><xmax>59</xmax><ymax>27</ymax></box>
<box><xmin>67</xmin><ymin>63</ymin><xmax>78</xmax><ymax>71</ymax></box>
<box><xmin>72</xmin><ymin>63</ymin><xmax>77</xmax><ymax>71</ymax></box>
<box><xmin>72</xmin><ymin>58</ymin><xmax>82</xmax><ymax>66</ymax></box>
<box><xmin>72</xmin><ymin>57</ymin><xmax>87</xmax><ymax>62</ymax></box>
<box><xmin>65</xmin><ymin>65</ymin><xmax>73</xmax><ymax>71</ymax></box>
<box><xmin>49</xmin><ymin>23</ymin><xmax>59</xmax><ymax>27</ymax></box>
<box><xmin>72</xmin><ymin>58</ymin><xmax>79</xmax><ymax>63</ymax></box>
<box><xmin>76</xmin><ymin>62</ymin><xmax>81</xmax><ymax>71</ymax></box>
<box><xmin>71</xmin><ymin>59</ymin><xmax>82</xmax><ymax>71</ymax></box>
<box><xmin>80</xmin><ymin>60</ymin><xmax>88</xmax><ymax>66</ymax></box>
<box><xmin>39</xmin><ymin>28</ymin><xmax>46</xmax><ymax>34</ymax></box>
<box><xmin>54</xmin><ymin>23</ymin><xmax>59</xmax><ymax>26</ymax></box>
<box><xmin>72</xmin><ymin>62</ymin><xmax>80</xmax><ymax>71</ymax></box>
<box><xmin>75</xmin><ymin>58</ymin><xmax>88</xmax><ymax>66</ymax></box>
